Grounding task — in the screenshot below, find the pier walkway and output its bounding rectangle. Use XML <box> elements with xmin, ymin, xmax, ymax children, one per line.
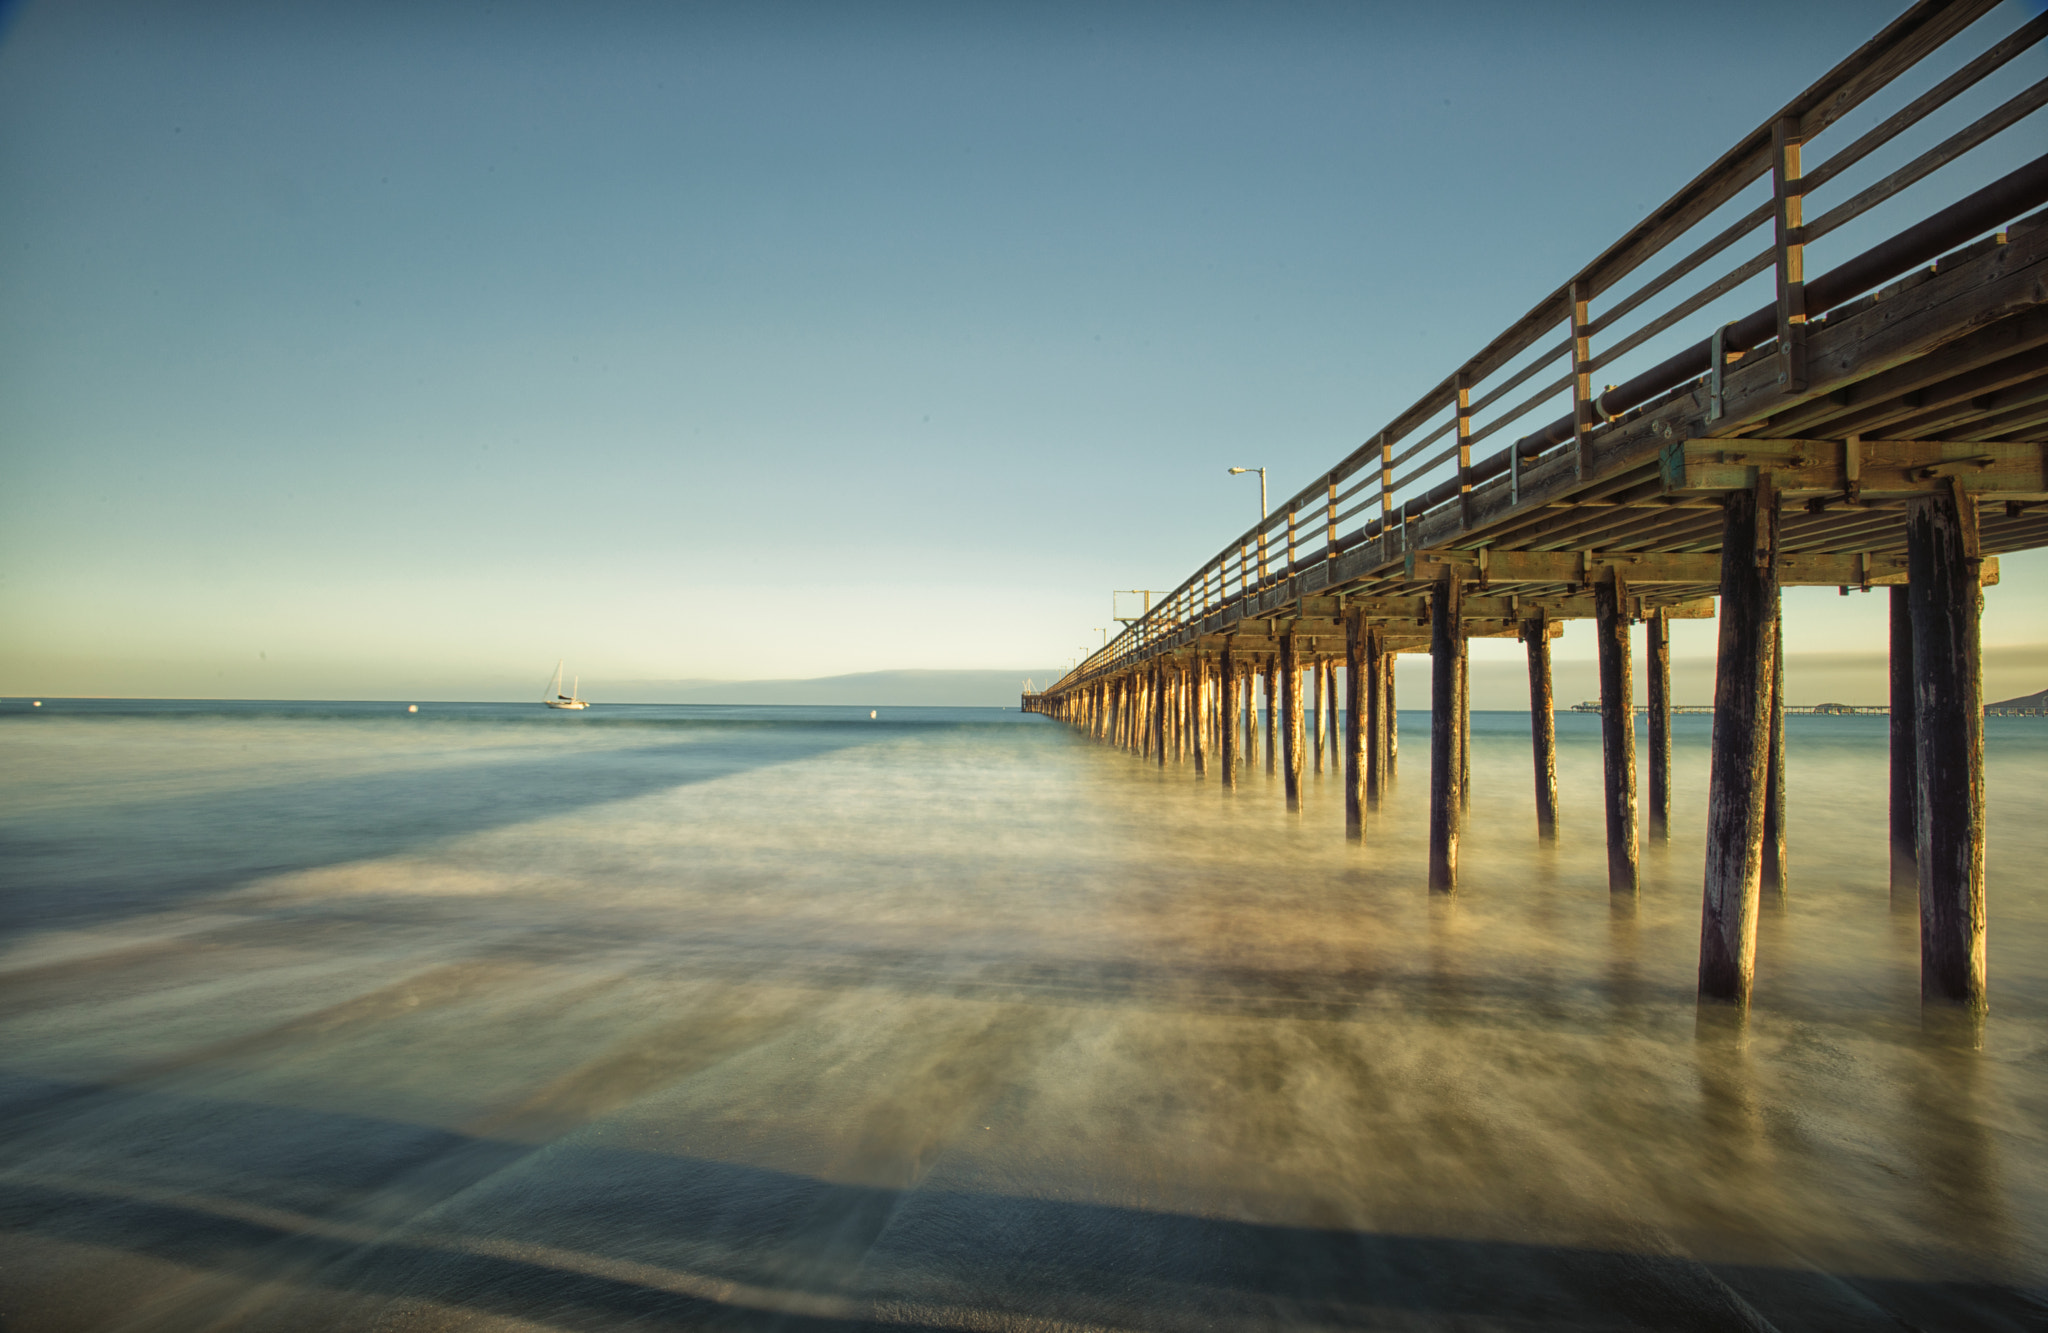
<box><xmin>1026</xmin><ymin>0</ymin><xmax>2048</xmax><ymax>1012</ymax></box>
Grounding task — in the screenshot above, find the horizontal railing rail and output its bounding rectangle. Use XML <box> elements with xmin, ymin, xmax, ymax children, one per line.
<box><xmin>1045</xmin><ymin>0</ymin><xmax>2048</xmax><ymax>698</ymax></box>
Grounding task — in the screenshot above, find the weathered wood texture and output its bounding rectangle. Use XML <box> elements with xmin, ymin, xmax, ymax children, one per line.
<box><xmin>1596</xmin><ymin>573</ymin><xmax>1641</xmax><ymax>895</ymax></box>
<box><xmin>1281</xmin><ymin>637</ymin><xmax>1303</xmax><ymax>809</ymax></box>
<box><xmin>1522</xmin><ymin>612</ymin><xmax>1559</xmax><ymax>840</ymax></box>
<box><xmin>1763</xmin><ymin>610</ymin><xmax>1788</xmax><ymax>894</ymax></box>
<box><xmin>1700</xmin><ymin>485</ymin><xmax>1779</xmax><ymax>1004</ymax></box>
<box><xmin>1263</xmin><ymin>662</ymin><xmax>1278</xmax><ymax>776</ymax></box>
<box><xmin>1888</xmin><ymin>585</ymin><xmax>1917</xmax><ymax>901</ymax></box>
<box><xmin>1220</xmin><ymin>652</ymin><xmax>1239</xmax><ymax>789</ymax></box>
<box><xmin>1311</xmin><ymin>661</ymin><xmax>1325</xmax><ymax>775</ymax></box>
<box><xmin>1192</xmin><ymin>659</ymin><xmax>1209</xmax><ymax>777</ymax></box>
<box><xmin>1646</xmin><ymin>609</ymin><xmax>1672</xmax><ymax>841</ymax></box>
<box><xmin>1368</xmin><ymin>635</ymin><xmax>1390</xmax><ymax>809</ymax></box>
<box><xmin>1344</xmin><ymin>617</ymin><xmax>1365</xmax><ymax>839</ymax></box>
<box><xmin>1430</xmin><ymin>569</ymin><xmax>1464</xmax><ymax>891</ymax></box>
<box><xmin>1326</xmin><ymin>660</ymin><xmax>1342</xmax><ymax>773</ymax></box>
<box><xmin>1908</xmin><ymin>481</ymin><xmax>1987</xmax><ymax>1008</ymax></box>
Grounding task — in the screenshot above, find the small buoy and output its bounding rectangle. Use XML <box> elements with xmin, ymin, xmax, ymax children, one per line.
<box><xmin>407</xmin><ymin>704</ymin><xmax>418</xmax><ymax>713</ymax></box>
<box><xmin>869</xmin><ymin>710</ymin><xmax>877</xmax><ymax>719</ymax></box>
<box><xmin>32</xmin><ymin>700</ymin><xmax>41</xmax><ymax>707</ymax></box>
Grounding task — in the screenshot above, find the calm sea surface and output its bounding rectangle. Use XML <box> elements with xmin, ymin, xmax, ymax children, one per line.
<box><xmin>1</xmin><ymin>698</ymin><xmax>2044</xmax><ymax>1331</ymax></box>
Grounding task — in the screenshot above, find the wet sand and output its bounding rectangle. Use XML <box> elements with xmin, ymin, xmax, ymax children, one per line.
<box><xmin>1</xmin><ymin>701</ymin><xmax>2044</xmax><ymax>1330</ymax></box>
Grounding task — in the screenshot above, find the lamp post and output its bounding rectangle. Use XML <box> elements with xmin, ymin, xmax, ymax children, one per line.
<box><xmin>1227</xmin><ymin>466</ymin><xmax>1267</xmax><ymax>519</ymax></box>
<box><xmin>1228</xmin><ymin>466</ymin><xmax>1269</xmax><ymax>580</ymax></box>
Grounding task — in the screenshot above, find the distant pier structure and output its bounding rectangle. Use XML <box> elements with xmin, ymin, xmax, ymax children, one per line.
<box><xmin>1026</xmin><ymin>0</ymin><xmax>2048</xmax><ymax>1013</ymax></box>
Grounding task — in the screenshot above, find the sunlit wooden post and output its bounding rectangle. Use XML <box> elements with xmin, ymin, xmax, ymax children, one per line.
<box><xmin>1646</xmin><ymin>608</ymin><xmax>1672</xmax><ymax>841</ymax></box>
<box><xmin>1263</xmin><ymin>659</ymin><xmax>1278</xmax><ymax>776</ymax></box>
<box><xmin>1220</xmin><ymin>649</ymin><xmax>1239</xmax><ymax>789</ymax></box>
<box><xmin>1596</xmin><ymin>571</ymin><xmax>1640</xmax><ymax>895</ymax></box>
<box><xmin>1192</xmin><ymin>657</ymin><xmax>1209</xmax><ymax>777</ymax></box>
<box><xmin>1908</xmin><ymin>481</ymin><xmax>1986</xmax><ymax>1009</ymax></box>
<box><xmin>1763</xmin><ymin>609</ymin><xmax>1787</xmax><ymax>893</ymax></box>
<box><xmin>1345</xmin><ymin>611</ymin><xmax>1366</xmax><ymax>840</ymax></box>
<box><xmin>1311</xmin><ymin>657</ymin><xmax>1326</xmax><ymax>775</ymax></box>
<box><xmin>1700</xmin><ymin>480</ymin><xmax>1779</xmax><ymax>1004</ymax></box>
<box><xmin>1430</xmin><ymin>568</ymin><xmax>1464</xmax><ymax>891</ymax></box>
<box><xmin>1280</xmin><ymin>634</ymin><xmax>1302</xmax><ymax>810</ymax></box>
<box><xmin>1522</xmin><ymin>609</ymin><xmax>1559</xmax><ymax>840</ymax></box>
<box><xmin>1889</xmin><ymin>586</ymin><xmax>1918</xmax><ymax>902</ymax></box>
<box><xmin>1773</xmin><ymin>114</ymin><xmax>1807</xmax><ymax>394</ymax></box>
<box><xmin>1367</xmin><ymin>630</ymin><xmax>1389</xmax><ymax>810</ymax></box>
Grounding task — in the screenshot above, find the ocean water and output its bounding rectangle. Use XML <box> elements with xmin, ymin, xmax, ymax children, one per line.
<box><xmin>1</xmin><ymin>697</ymin><xmax>2044</xmax><ymax>1331</ymax></box>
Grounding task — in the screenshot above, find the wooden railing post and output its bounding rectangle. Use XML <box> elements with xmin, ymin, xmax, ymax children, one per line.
<box><xmin>1772</xmin><ymin>114</ymin><xmax>1807</xmax><ymax>394</ymax></box>
<box><xmin>1570</xmin><ymin>279</ymin><xmax>1593</xmax><ymax>479</ymax></box>
<box><xmin>1456</xmin><ymin>370</ymin><xmax>1473</xmax><ymax>527</ymax></box>
<box><xmin>1326</xmin><ymin>474</ymin><xmax>1340</xmax><ymax>562</ymax></box>
<box><xmin>1286</xmin><ymin>506</ymin><xmax>1298</xmax><ymax>578</ymax></box>
<box><xmin>1378</xmin><ymin>431</ymin><xmax>1393</xmax><ymax>529</ymax></box>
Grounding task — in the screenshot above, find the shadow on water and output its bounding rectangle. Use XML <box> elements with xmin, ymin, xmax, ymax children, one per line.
<box><xmin>0</xmin><ymin>1076</ymin><xmax>2039</xmax><ymax>1332</ymax></box>
<box><xmin>0</xmin><ymin>729</ymin><xmax>873</xmax><ymax>938</ymax></box>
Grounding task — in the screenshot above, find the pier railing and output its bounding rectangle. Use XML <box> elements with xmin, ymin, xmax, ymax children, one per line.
<box><xmin>1052</xmin><ymin>0</ymin><xmax>2047</xmax><ymax>695</ymax></box>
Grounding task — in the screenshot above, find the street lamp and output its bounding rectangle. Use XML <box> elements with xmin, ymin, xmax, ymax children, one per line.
<box><xmin>1227</xmin><ymin>466</ymin><xmax>1267</xmax><ymax>520</ymax></box>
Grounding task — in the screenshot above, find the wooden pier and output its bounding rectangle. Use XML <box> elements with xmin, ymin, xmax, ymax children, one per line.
<box><xmin>1025</xmin><ymin>0</ymin><xmax>2048</xmax><ymax>1013</ymax></box>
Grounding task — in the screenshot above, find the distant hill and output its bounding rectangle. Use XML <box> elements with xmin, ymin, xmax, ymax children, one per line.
<box><xmin>593</xmin><ymin>669</ymin><xmax>1065</xmax><ymax>708</ymax></box>
<box><xmin>1988</xmin><ymin>686</ymin><xmax>2048</xmax><ymax>710</ymax></box>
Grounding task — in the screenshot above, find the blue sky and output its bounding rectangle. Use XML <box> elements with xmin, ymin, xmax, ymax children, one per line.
<box><xmin>3</xmin><ymin>0</ymin><xmax>2044</xmax><ymax>702</ymax></box>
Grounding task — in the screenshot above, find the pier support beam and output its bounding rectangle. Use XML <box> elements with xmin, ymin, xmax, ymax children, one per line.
<box><xmin>1699</xmin><ymin>483</ymin><xmax>1779</xmax><ymax>1005</ymax></box>
<box><xmin>1522</xmin><ymin>610</ymin><xmax>1559</xmax><ymax>840</ymax></box>
<box><xmin>1192</xmin><ymin>658</ymin><xmax>1209</xmax><ymax>778</ymax></box>
<box><xmin>1457</xmin><ymin>637</ymin><xmax>1471</xmax><ymax>811</ymax></box>
<box><xmin>1908</xmin><ymin>481</ymin><xmax>1987</xmax><ymax>1009</ymax></box>
<box><xmin>1220</xmin><ymin>651</ymin><xmax>1239</xmax><ymax>789</ymax></box>
<box><xmin>1328</xmin><ymin>660</ymin><xmax>1342</xmax><ymax>772</ymax></box>
<box><xmin>1430</xmin><ymin>569</ymin><xmax>1465</xmax><ymax>891</ymax></box>
<box><xmin>1263</xmin><ymin>661</ymin><xmax>1278</xmax><ymax>776</ymax></box>
<box><xmin>1597</xmin><ymin>573</ymin><xmax>1640</xmax><ymax>894</ymax></box>
<box><xmin>1154</xmin><ymin>664</ymin><xmax>1168</xmax><ymax>769</ymax></box>
<box><xmin>1312</xmin><ymin>659</ymin><xmax>1325</xmax><ymax>775</ymax></box>
<box><xmin>1345</xmin><ymin>614</ymin><xmax>1366</xmax><ymax>840</ymax></box>
<box><xmin>1368</xmin><ymin>633</ymin><xmax>1390</xmax><ymax>810</ymax></box>
<box><xmin>1763</xmin><ymin>611</ymin><xmax>1787</xmax><ymax>893</ymax></box>
<box><xmin>1281</xmin><ymin>634</ymin><xmax>1303</xmax><ymax>810</ymax></box>
<box><xmin>1243</xmin><ymin>671</ymin><xmax>1257</xmax><ymax>770</ymax></box>
<box><xmin>1387</xmin><ymin>659</ymin><xmax>1399</xmax><ymax>777</ymax></box>
<box><xmin>1647</xmin><ymin>609</ymin><xmax>1671</xmax><ymax>841</ymax></box>
<box><xmin>1889</xmin><ymin>586</ymin><xmax>1917</xmax><ymax>902</ymax></box>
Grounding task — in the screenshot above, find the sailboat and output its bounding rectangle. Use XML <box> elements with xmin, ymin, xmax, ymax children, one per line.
<box><xmin>543</xmin><ymin>660</ymin><xmax>590</xmax><ymax>710</ymax></box>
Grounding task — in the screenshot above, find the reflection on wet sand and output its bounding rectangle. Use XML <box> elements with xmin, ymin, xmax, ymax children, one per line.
<box><xmin>0</xmin><ymin>704</ymin><xmax>2043</xmax><ymax>1329</ymax></box>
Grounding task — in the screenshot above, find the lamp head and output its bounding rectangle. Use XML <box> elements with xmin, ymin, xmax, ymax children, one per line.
<box><xmin>1227</xmin><ymin>467</ymin><xmax>1249</xmax><ymax>475</ymax></box>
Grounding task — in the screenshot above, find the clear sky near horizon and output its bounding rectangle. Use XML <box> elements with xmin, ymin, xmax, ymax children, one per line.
<box><xmin>3</xmin><ymin>0</ymin><xmax>2045</xmax><ymax>705</ymax></box>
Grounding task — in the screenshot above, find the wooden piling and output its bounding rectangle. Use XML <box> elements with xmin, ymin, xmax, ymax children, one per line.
<box><xmin>1430</xmin><ymin>569</ymin><xmax>1464</xmax><ymax>891</ymax></box>
<box><xmin>1312</xmin><ymin>659</ymin><xmax>1325</xmax><ymax>775</ymax></box>
<box><xmin>1326</xmin><ymin>659</ymin><xmax>1342</xmax><ymax>771</ymax></box>
<box><xmin>1386</xmin><ymin>659</ymin><xmax>1399</xmax><ymax>776</ymax></box>
<box><xmin>1646</xmin><ymin>609</ymin><xmax>1671</xmax><ymax>842</ymax></box>
<box><xmin>1155</xmin><ymin>664</ymin><xmax>1168</xmax><ymax>769</ymax></box>
<box><xmin>1367</xmin><ymin>631</ymin><xmax>1388</xmax><ymax>810</ymax></box>
<box><xmin>1192</xmin><ymin>658</ymin><xmax>1208</xmax><ymax>777</ymax></box>
<box><xmin>1762</xmin><ymin>608</ymin><xmax>1787</xmax><ymax>893</ymax></box>
<box><xmin>1280</xmin><ymin>635</ymin><xmax>1302</xmax><ymax>810</ymax></box>
<box><xmin>1220</xmin><ymin>651</ymin><xmax>1239</xmax><ymax>789</ymax></box>
<box><xmin>1699</xmin><ymin>483</ymin><xmax>1779</xmax><ymax>1005</ymax></box>
<box><xmin>1889</xmin><ymin>586</ymin><xmax>1917</xmax><ymax>901</ymax></box>
<box><xmin>1456</xmin><ymin>634</ymin><xmax>1471</xmax><ymax>811</ymax></box>
<box><xmin>1263</xmin><ymin>660</ymin><xmax>1278</xmax><ymax>776</ymax></box>
<box><xmin>1243</xmin><ymin>671</ymin><xmax>1258</xmax><ymax>770</ymax></box>
<box><xmin>1907</xmin><ymin>480</ymin><xmax>1986</xmax><ymax>1009</ymax></box>
<box><xmin>1521</xmin><ymin>611</ymin><xmax>1559</xmax><ymax>840</ymax></box>
<box><xmin>1596</xmin><ymin>572</ymin><xmax>1640</xmax><ymax>894</ymax></box>
<box><xmin>1344</xmin><ymin>613</ymin><xmax>1365</xmax><ymax>840</ymax></box>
